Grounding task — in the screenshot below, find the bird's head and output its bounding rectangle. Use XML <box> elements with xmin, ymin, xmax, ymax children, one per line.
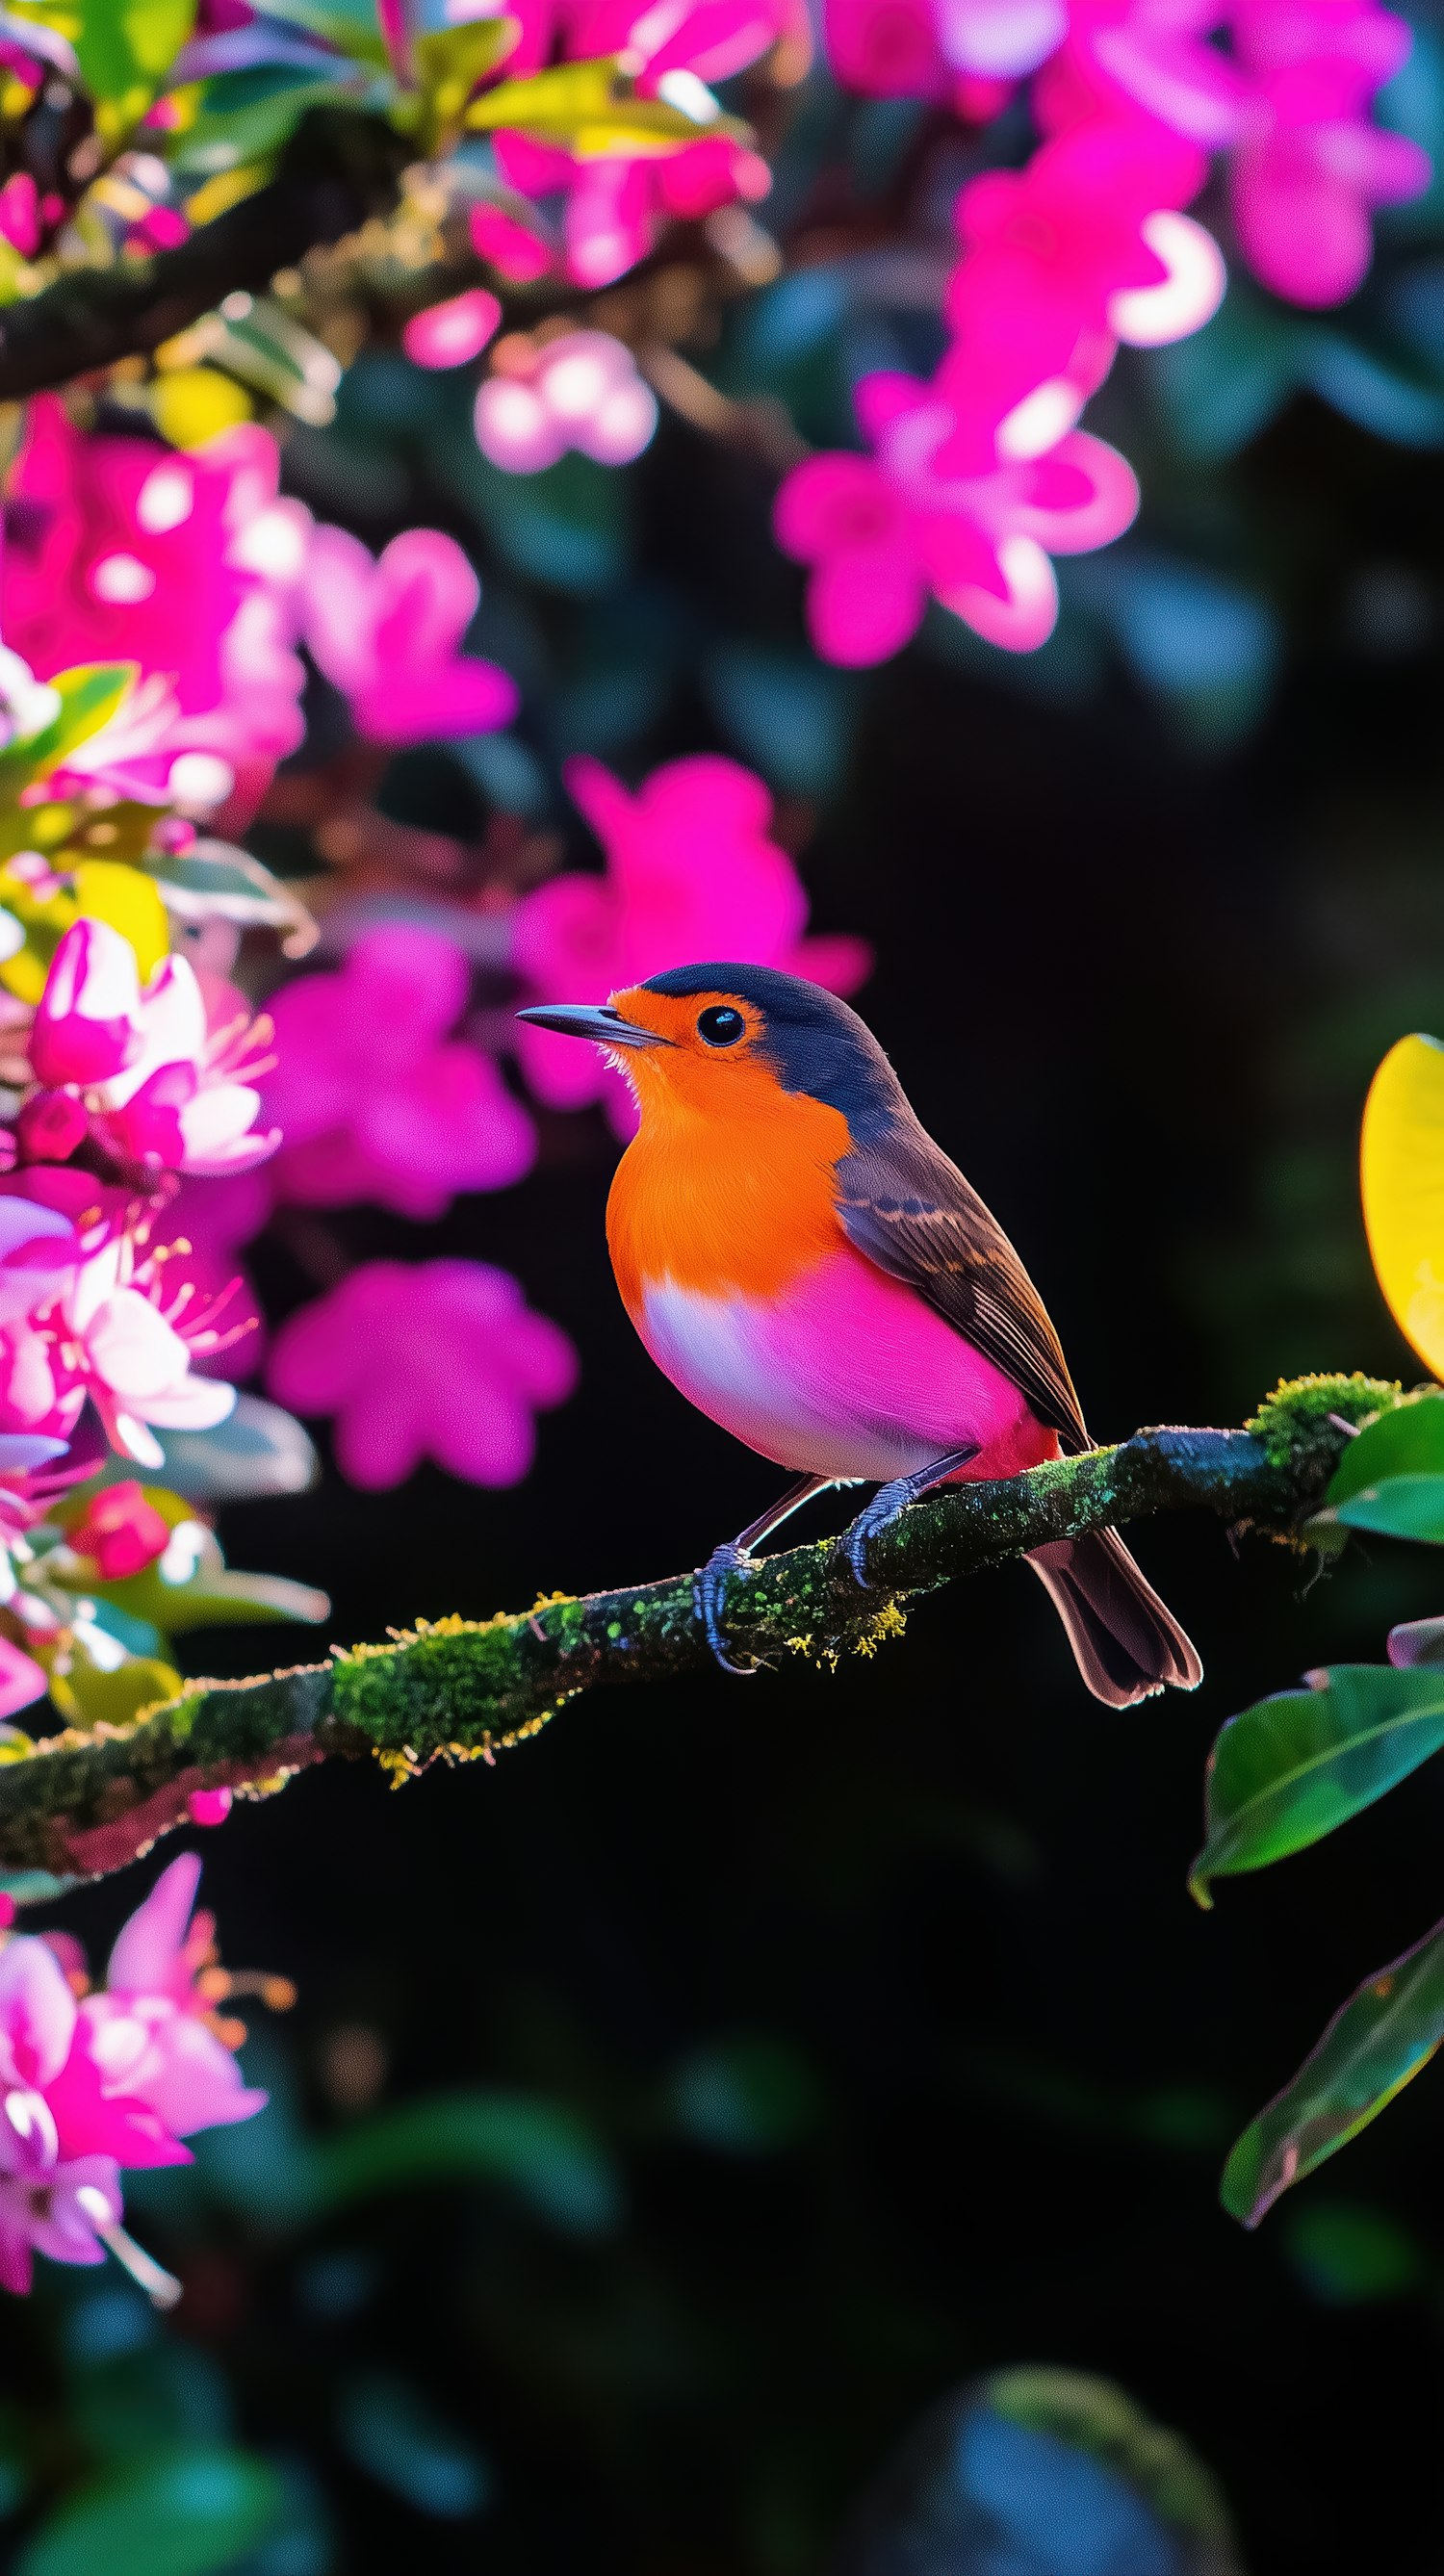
<box><xmin>518</xmin><ymin>964</ymin><xmax>902</xmax><ymax>1131</ymax></box>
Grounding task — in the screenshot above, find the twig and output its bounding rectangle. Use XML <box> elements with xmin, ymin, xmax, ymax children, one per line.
<box><xmin>0</xmin><ymin>110</ymin><xmax>407</xmax><ymax>402</ymax></box>
<box><xmin>0</xmin><ymin>1374</ymin><xmax>1398</xmax><ymax>1886</ymax></box>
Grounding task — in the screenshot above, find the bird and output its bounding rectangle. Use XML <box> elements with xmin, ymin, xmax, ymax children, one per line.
<box><xmin>517</xmin><ymin>964</ymin><xmax>1201</xmax><ymax>1706</ymax></box>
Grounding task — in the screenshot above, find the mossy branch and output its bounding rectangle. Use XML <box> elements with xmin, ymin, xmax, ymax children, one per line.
<box><xmin>0</xmin><ymin>1374</ymin><xmax>1399</xmax><ymax>1888</ymax></box>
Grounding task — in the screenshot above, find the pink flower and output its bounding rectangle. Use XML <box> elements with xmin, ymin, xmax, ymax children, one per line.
<box><xmin>266</xmin><ymin>927</ymin><xmax>535</xmax><ymax>1221</ymax></box>
<box><xmin>0</xmin><ymin>1638</ymin><xmax>46</xmax><ymax>1718</ymax></box>
<box><xmin>39</xmin><ymin>1231</ymin><xmax>241</xmax><ymax>1468</ymax></box>
<box><xmin>0</xmin><ymin>2115</ymin><xmax>121</xmax><ymax>2296</ymax></box>
<box><xmin>825</xmin><ymin>0</ymin><xmax>1064</xmax><ymax>96</ymax></box>
<box><xmin>82</xmin><ymin>1853</ymin><xmax>268</xmax><ymax>2145</ymax></box>
<box><xmin>1037</xmin><ymin>0</ymin><xmax>1249</xmax><ymax>144</ymax></box>
<box><xmin>1228</xmin><ymin>0</ymin><xmax>1429</xmax><ymax>304</ymax></box>
<box><xmin>946</xmin><ymin>117</ymin><xmax>1223</xmax><ymax>436</ymax></box>
<box><xmin>1</xmin><ymin>404</ymin><xmax>310</xmax><ymax>819</ymax></box>
<box><xmin>300</xmin><ymin>526</ymin><xmax>518</xmax><ymax>744</ymax></box>
<box><xmin>496</xmin><ymin>130</ymin><xmax>771</xmax><ymax>287</ymax></box>
<box><xmin>26</xmin><ymin>920</ymin><xmax>279</xmax><ymax>1179</ymax></box>
<box><xmin>0</xmin><ymin>1191</ymin><xmax>80</xmax><ymax>1330</ymax></box>
<box><xmin>268</xmin><ymin>1258</ymin><xmax>577</xmax><ymax>1488</ymax></box>
<box><xmin>66</xmin><ymin>1481</ymin><xmax>170</xmax><ymax>1580</ymax></box>
<box><xmin>775</xmin><ymin>372</ymin><xmax>1140</xmax><ymax>664</ymax></box>
<box><xmin>469</xmin><ymin>199</ymin><xmax>554</xmax><ymax>281</ymax></box>
<box><xmin>489</xmin><ymin>0</ymin><xmax>788</xmax><ymax>284</ymax></box>
<box><xmin>401</xmin><ymin>288</ymin><xmax>502</xmax><ymax>369</ymax></box>
<box><xmin>514</xmin><ymin>755</ymin><xmax>870</xmax><ymax>1128</ymax></box>
<box><xmin>475</xmin><ymin>331</ymin><xmax>658</xmax><ymax>472</ymax></box>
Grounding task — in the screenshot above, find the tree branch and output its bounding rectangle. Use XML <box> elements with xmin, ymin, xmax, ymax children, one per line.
<box><xmin>0</xmin><ymin>111</ymin><xmax>407</xmax><ymax>402</ymax></box>
<box><xmin>0</xmin><ymin>1374</ymin><xmax>1396</xmax><ymax>1888</ymax></box>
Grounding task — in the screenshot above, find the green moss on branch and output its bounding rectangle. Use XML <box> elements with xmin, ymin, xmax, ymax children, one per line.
<box><xmin>0</xmin><ymin>1376</ymin><xmax>1395</xmax><ymax>1884</ymax></box>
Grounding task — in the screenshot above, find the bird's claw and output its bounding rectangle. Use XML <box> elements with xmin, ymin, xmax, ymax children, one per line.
<box><xmin>840</xmin><ymin>1448</ymin><xmax>981</xmax><ymax>1589</ymax></box>
<box><xmin>695</xmin><ymin>1541</ymin><xmax>762</xmax><ymax>1675</ymax></box>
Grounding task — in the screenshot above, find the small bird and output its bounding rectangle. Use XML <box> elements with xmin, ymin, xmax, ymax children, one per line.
<box><xmin>517</xmin><ymin>965</ymin><xmax>1200</xmax><ymax>1705</ymax></box>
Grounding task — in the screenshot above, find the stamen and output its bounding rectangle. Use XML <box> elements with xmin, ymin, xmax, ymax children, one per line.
<box><xmin>94</xmin><ymin>2216</ymin><xmax>182</xmax><ymax>2309</ymax></box>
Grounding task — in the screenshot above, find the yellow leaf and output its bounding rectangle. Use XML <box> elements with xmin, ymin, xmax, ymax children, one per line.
<box><xmin>1361</xmin><ymin>1032</ymin><xmax>1444</xmax><ymax>1379</ymax></box>
<box><xmin>47</xmin><ymin>1645</ymin><xmax>183</xmax><ymax>1731</ymax></box>
<box><xmin>466</xmin><ymin>54</ymin><xmax>749</xmax><ymax>155</ymax></box>
<box><xmin>70</xmin><ymin>860</ymin><xmax>170</xmax><ymax>978</ymax></box>
<box><xmin>150</xmin><ymin>365</ymin><xmax>253</xmax><ymax>448</ymax></box>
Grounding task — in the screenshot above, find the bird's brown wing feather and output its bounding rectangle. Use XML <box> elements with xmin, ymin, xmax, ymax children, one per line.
<box><xmin>836</xmin><ymin>1123</ymin><xmax>1092</xmax><ymax>1454</ymax></box>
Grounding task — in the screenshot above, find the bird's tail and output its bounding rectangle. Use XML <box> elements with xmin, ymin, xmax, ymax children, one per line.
<box><xmin>1026</xmin><ymin>1527</ymin><xmax>1202</xmax><ymax>1708</ymax></box>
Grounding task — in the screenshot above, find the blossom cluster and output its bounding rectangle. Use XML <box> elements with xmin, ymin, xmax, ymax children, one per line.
<box><xmin>0</xmin><ymin>1853</ymin><xmax>277</xmax><ymax>2302</ymax></box>
<box><xmin>774</xmin><ymin>0</ymin><xmax>1430</xmax><ymax>661</ymax></box>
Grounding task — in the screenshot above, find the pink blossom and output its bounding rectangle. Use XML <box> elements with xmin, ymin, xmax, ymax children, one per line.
<box><xmin>775</xmin><ymin>372</ymin><xmax>1140</xmax><ymax>664</ymax></box>
<box><xmin>945</xmin><ymin>118</ymin><xmax>1223</xmax><ymax>441</ymax></box>
<box><xmin>1</xmin><ymin>403</ymin><xmax>311</xmax><ymax>819</ymax></box>
<box><xmin>26</xmin><ymin>920</ymin><xmax>279</xmax><ymax>1180</ymax></box>
<box><xmin>299</xmin><ymin>526</ymin><xmax>518</xmax><ymax>744</ymax></box>
<box><xmin>402</xmin><ymin>288</ymin><xmax>503</xmax><ymax>368</ymax></box>
<box><xmin>489</xmin><ymin>0</ymin><xmax>787</xmax><ymax>285</ymax></box>
<box><xmin>496</xmin><ymin>129</ymin><xmax>771</xmax><ymax>288</ymax></box>
<box><xmin>824</xmin><ymin>0</ymin><xmax>1064</xmax><ymax>97</ymax></box>
<box><xmin>81</xmin><ymin>1853</ymin><xmax>268</xmax><ymax>2146</ymax></box>
<box><xmin>66</xmin><ymin>1481</ymin><xmax>170</xmax><ymax>1580</ymax></box>
<box><xmin>266</xmin><ymin>927</ymin><xmax>535</xmax><ymax>1221</ymax></box>
<box><xmin>24</xmin><ymin>1230</ymin><xmax>242</xmax><ymax>1468</ymax></box>
<box><xmin>0</xmin><ymin>1638</ymin><xmax>46</xmax><ymax>1718</ymax></box>
<box><xmin>0</xmin><ymin>2115</ymin><xmax>121</xmax><ymax>2295</ymax></box>
<box><xmin>475</xmin><ymin>331</ymin><xmax>658</xmax><ymax>472</ymax></box>
<box><xmin>1228</xmin><ymin>0</ymin><xmax>1429</xmax><ymax>304</ymax></box>
<box><xmin>268</xmin><ymin>1258</ymin><xmax>577</xmax><ymax>1489</ymax></box>
<box><xmin>515</xmin><ymin>756</ymin><xmax>870</xmax><ymax>1127</ymax></box>
<box><xmin>1036</xmin><ymin>0</ymin><xmax>1249</xmax><ymax>145</ymax></box>
<box><xmin>469</xmin><ymin>199</ymin><xmax>554</xmax><ymax>281</ymax></box>
<box><xmin>0</xmin><ymin>1191</ymin><xmax>80</xmax><ymax>1330</ymax></box>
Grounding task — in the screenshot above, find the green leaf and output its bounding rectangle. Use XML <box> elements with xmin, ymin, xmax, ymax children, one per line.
<box><xmin>76</xmin><ymin>0</ymin><xmax>195</xmax><ymax>116</ymax></box>
<box><xmin>402</xmin><ymin>19</ymin><xmax>519</xmax><ymax>150</ymax></box>
<box><xmin>334</xmin><ymin>2371</ymin><xmax>492</xmax><ymax>2518</ymax></box>
<box><xmin>1282</xmin><ymin>2198</ymin><xmax>1428</xmax><ymax>2305</ymax></box>
<box><xmin>665</xmin><ymin>2036</ymin><xmax>823</xmax><ymax>2152</ymax></box>
<box><xmin>1191</xmin><ymin>1662</ymin><xmax>1444</xmax><ymax>1903</ymax></box>
<box><xmin>1333</xmin><ymin>1475</ymin><xmax>1444</xmax><ymax>1541</ymax></box>
<box><xmin>310</xmin><ymin>2092</ymin><xmax>622</xmax><ymax>2235</ymax></box>
<box><xmin>15</xmin><ymin>2444</ymin><xmax>284</xmax><ymax>2576</ymax></box>
<box><xmin>46</xmin><ymin>1485</ymin><xmax>328</xmax><ymax>1636</ymax></box>
<box><xmin>251</xmin><ymin>0</ymin><xmax>389</xmax><ymax>65</ymax></box>
<box><xmin>142</xmin><ymin>838</ymin><xmax>318</xmax><ymax>958</ymax></box>
<box><xmin>1325</xmin><ymin>1391</ymin><xmax>1444</xmax><ymax>1502</ymax></box>
<box><xmin>465</xmin><ymin>54</ymin><xmax>749</xmax><ymax>156</ymax></box>
<box><xmin>1222</xmin><ymin>1914</ymin><xmax>1444</xmax><ymax>2225</ymax></box>
<box><xmin>140</xmin><ymin>1396</ymin><xmax>320</xmax><ymax>1504</ymax></box>
<box><xmin>0</xmin><ymin>665</ymin><xmax>137</xmax><ymax>787</ymax></box>
<box><xmin>177</xmin><ymin>66</ymin><xmax>362</xmax><ymax>176</ymax></box>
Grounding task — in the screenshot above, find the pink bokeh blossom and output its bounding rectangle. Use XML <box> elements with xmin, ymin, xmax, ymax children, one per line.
<box><xmin>266</xmin><ymin>926</ymin><xmax>535</xmax><ymax>1221</ymax></box>
<box><xmin>775</xmin><ymin>371</ymin><xmax>1140</xmax><ymax>666</ymax></box>
<box><xmin>299</xmin><ymin>527</ymin><xmax>518</xmax><ymax>744</ymax></box>
<box><xmin>268</xmin><ymin>1258</ymin><xmax>577</xmax><ymax>1489</ymax></box>
<box><xmin>515</xmin><ymin>755</ymin><xmax>870</xmax><ymax>1128</ymax></box>
<box><xmin>475</xmin><ymin>332</ymin><xmax>658</xmax><ymax>472</ymax></box>
<box><xmin>1229</xmin><ymin>0</ymin><xmax>1429</xmax><ymax>304</ymax></box>
<box><xmin>401</xmin><ymin>288</ymin><xmax>503</xmax><ymax>369</ymax></box>
<box><xmin>1</xmin><ymin>402</ymin><xmax>310</xmax><ymax>820</ymax></box>
<box><xmin>825</xmin><ymin>0</ymin><xmax>1064</xmax><ymax>97</ymax></box>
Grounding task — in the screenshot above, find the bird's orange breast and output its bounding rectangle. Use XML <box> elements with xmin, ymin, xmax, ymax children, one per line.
<box><xmin>606</xmin><ymin>1064</ymin><xmax>852</xmax><ymax>1313</ymax></box>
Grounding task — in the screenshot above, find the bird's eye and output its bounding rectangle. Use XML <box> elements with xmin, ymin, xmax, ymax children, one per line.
<box><xmin>697</xmin><ymin>1005</ymin><xmax>745</xmax><ymax>1048</ymax></box>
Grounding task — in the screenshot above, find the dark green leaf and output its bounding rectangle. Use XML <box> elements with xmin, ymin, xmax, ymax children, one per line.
<box><xmin>666</xmin><ymin>2036</ymin><xmax>823</xmax><ymax>2153</ymax></box>
<box><xmin>1282</xmin><ymin>2198</ymin><xmax>1428</xmax><ymax>2304</ymax></box>
<box><xmin>1324</xmin><ymin>1391</ymin><xmax>1444</xmax><ymax>1503</ymax></box>
<box><xmin>310</xmin><ymin>2092</ymin><xmax>622</xmax><ymax>2235</ymax></box>
<box><xmin>1191</xmin><ymin>1662</ymin><xmax>1444</xmax><ymax>1901</ymax></box>
<box><xmin>1333</xmin><ymin>1475</ymin><xmax>1444</xmax><ymax>1541</ymax></box>
<box><xmin>15</xmin><ymin>2445</ymin><xmax>284</xmax><ymax>2576</ymax></box>
<box><xmin>1222</xmin><ymin>1914</ymin><xmax>1444</xmax><ymax>2224</ymax></box>
<box><xmin>333</xmin><ymin>2372</ymin><xmax>492</xmax><ymax>2518</ymax></box>
<box><xmin>77</xmin><ymin>0</ymin><xmax>195</xmax><ymax>112</ymax></box>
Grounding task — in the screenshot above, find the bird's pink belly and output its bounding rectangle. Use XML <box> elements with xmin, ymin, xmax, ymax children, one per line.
<box><xmin>635</xmin><ymin>1247</ymin><xmax>1051</xmax><ymax>1483</ymax></box>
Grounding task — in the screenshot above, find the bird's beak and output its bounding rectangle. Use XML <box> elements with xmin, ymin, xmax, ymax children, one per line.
<box><xmin>515</xmin><ymin>1004</ymin><xmax>673</xmax><ymax>1050</ymax></box>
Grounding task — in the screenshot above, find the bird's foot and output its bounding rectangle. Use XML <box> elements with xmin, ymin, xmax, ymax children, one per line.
<box><xmin>694</xmin><ymin>1541</ymin><xmax>762</xmax><ymax>1675</ymax></box>
<box><xmin>841</xmin><ymin>1447</ymin><xmax>981</xmax><ymax>1588</ymax></box>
